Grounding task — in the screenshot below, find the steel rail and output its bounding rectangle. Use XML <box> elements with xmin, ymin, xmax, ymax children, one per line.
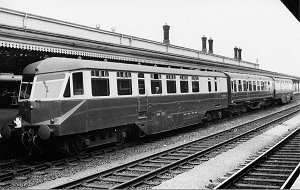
<box><xmin>214</xmin><ymin>127</ymin><xmax>300</xmax><ymax>189</ymax></box>
<box><xmin>0</xmin><ymin>141</ymin><xmax>137</xmax><ymax>182</ymax></box>
<box><xmin>52</xmin><ymin>105</ymin><xmax>300</xmax><ymax>189</ymax></box>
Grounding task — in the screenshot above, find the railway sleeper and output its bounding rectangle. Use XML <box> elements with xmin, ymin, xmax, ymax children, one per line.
<box><xmin>265</xmin><ymin>160</ymin><xmax>299</xmax><ymax>164</ymax></box>
<box><xmin>148</xmin><ymin>159</ymin><xmax>172</xmax><ymax>164</ymax></box>
<box><xmin>260</xmin><ymin>165</ymin><xmax>295</xmax><ymax>171</ymax></box>
<box><xmin>176</xmin><ymin>150</ymin><xmax>197</xmax><ymax>154</ymax></box>
<box><xmin>179</xmin><ymin>165</ymin><xmax>194</xmax><ymax>169</ymax></box>
<box><xmin>138</xmin><ymin>163</ymin><xmax>162</xmax><ymax>168</ymax></box>
<box><xmin>254</xmin><ymin>168</ymin><xmax>293</xmax><ymax>173</ymax></box>
<box><xmin>113</xmin><ymin>172</ymin><xmax>140</xmax><ymax>178</ymax></box>
<box><xmin>168</xmin><ymin>170</ymin><xmax>184</xmax><ymax>174</ymax></box>
<box><xmin>268</xmin><ymin>155</ymin><xmax>300</xmax><ymax>159</ymax></box>
<box><xmin>268</xmin><ymin>157</ymin><xmax>300</xmax><ymax>161</ymax></box>
<box><xmin>98</xmin><ymin>177</ymin><xmax>128</xmax><ymax>183</ymax></box>
<box><xmin>169</xmin><ymin>153</ymin><xmax>190</xmax><ymax>157</ymax></box>
<box><xmin>160</xmin><ymin>156</ymin><xmax>181</xmax><ymax>160</ymax></box>
<box><xmin>275</xmin><ymin>152</ymin><xmax>300</xmax><ymax>155</ymax></box>
<box><xmin>82</xmin><ymin>182</ymin><xmax>111</xmax><ymax>189</ymax></box>
<box><xmin>144</xmin><ymin>181</ymin><xmax>161</xmax><ymax>186</ymax></box>
<box><xmin>234</xmin><ymin>182</ymin><xmax>280</xmax><ymax>189</ymax></box>
<box><xmin>248</xmin><ymin>172</ymin><xmax>289</xmax><ymax>178</ymax></box>
<box><xmin>242</xmin><ymin>177</ymin><xmax>286</xmax><ymax>183</ymax></box>
<box><xmin>157</xmin><ymin>175</ymin><xmax>173</xmax><ymax>180</ymax></box>
<box><xmin>126</xmin><ymin>167</ymin><xmax>153</xmax><ymax>172</ymax></box>
<box><xmin>260</xmin><ymin>163</ymin><xmax>296</xmax><ymax>168</ymax></box>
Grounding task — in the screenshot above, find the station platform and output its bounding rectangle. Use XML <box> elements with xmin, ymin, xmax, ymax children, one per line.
<box><xmin>153</xmin><ymin>113</ymin><xmax>300</xmax><ymax>189</ymax></box>
<box><xmin>291</xmin><ymin>175</ymin><xmax>300</xmax><ymax>189</ymax></box>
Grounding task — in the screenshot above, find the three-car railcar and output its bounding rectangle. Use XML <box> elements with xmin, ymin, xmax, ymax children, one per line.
<box><xmin>0</xmin><ymin>57</ymin><xmax>294</xmax><ymax>154</ymax></box>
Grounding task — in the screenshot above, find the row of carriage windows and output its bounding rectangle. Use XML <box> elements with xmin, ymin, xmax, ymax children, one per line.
<box><xmin>66</xmin><ymin>71</ymin><xmax>289</xmax><ymax>98</ymax></box>
<box><xmin>231</xmin><ymin>80</ymin><xmax>271</xmax><ymax>92</ymax></box>
<box><xmin>64</xmin><ymin>70</ymin><xmax>221</xmax><ymax>97</ymax></box>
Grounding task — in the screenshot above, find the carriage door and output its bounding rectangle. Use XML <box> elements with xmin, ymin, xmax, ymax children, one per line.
<box><xmin>214</xmin><ymin>77</ymin><xmax>221</xmax><ymax>109</ymax></box>
<box><xmin>137</xmin><ymin>73</ymin><xmax>148</xmax><ymax>118</ymax></box>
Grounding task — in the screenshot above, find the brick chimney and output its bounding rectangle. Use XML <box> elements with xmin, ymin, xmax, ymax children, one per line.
<box><xmin>234</xmin><ymin>47</ymin><xmax>238</xmax><ymax>59</ymax></box>
<box><xmin>208</xmin><ymin>38</ymin><xmax>213</xmax><ymax>54</ymax></box>
<box><xmin>238</xmin><ymin>48</ymin><xmax>242</xmax><ymax>60</ymax></box>
<box><xmin>201</xmin><ymin>35</ymin><xmax>207</xmax><ymax>53</ymax></box>
<box><xmin>163</xmin><ymin>23</ymin><xmax>170</xmax><ymax>44</ymax></box>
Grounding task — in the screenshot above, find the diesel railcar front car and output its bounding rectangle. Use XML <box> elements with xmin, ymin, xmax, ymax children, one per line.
<box><xmin>1</xmin><ymin>57</ymin><xmax>228</xmax><ymax>154</ymax></box>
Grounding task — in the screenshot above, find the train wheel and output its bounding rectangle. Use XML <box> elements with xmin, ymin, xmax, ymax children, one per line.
<box><xmin>69</xmin><ymin>136</ymin><xmax>87</xmax><ymax>155</ymax></box>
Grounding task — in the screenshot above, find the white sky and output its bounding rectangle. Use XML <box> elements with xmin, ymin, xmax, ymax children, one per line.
<box><xmin>1</xmin><ymin>0</ymin><xmax>300</xmax><ymax>77</ymax></box>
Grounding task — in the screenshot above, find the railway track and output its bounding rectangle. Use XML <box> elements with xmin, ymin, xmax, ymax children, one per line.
<box><xmin>0</xmin><ymin>103</ymin><xmax>299</xmax><ymax>186</ymax></box>
<box><xmin>0</xmin><ymin>142</ymin><xmax>137</xmax><ymax>183</ymax></box>
<box><xmin>51</xmin><ymin>104</ymin><xmax>300</xmax><ymax>189</ymax></box>
<box><xmin>214</xmin><ymin>127</ymin><xmax>300</xmax><ymax>189</ymax></box>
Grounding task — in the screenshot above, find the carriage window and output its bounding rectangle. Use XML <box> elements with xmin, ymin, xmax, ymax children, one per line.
<box><xmin>138</xmin><ymin>72</ymin><xmax>145</xmax><ymax>95</ymax></box>
<box><xmin>151</xmin><ymin>73</ymin><xmax>162</xmax><ymax>94</ymax></box>
<box><xmin>208</xmin><ymin>78</ymin><xmax>212</xmax><ymax>92</ymax></box>
<box><xmin>192</xmin><ymin>76</ymin><xmax>199</xmax><ymax>93</ymax></box>
<box><xmin>238</xmin><ymin>80</ymin><xmax>242</xmax><ymax>92</ymax></box>
<box><xmin>117</xmin><ymin>71</ymin><xmax>132</xmax><ymax>95</ymax></box>
<box><xmin>72</xmin><ymin>72</ymin><xmax>84</xmax><ymax>95</ymax></box>
<box><xmin>63</xmin><ymin>78</ymin><xmax>71</xmax><ymax>97</ymax></box>
<box><xmin>268</xmin><ymin>81</ymin><xmax>271</xmax><ymax>90</ymax></box>
<box><xmin>214</xmin><ymin>77</ymin><xmax>218</xmax><ymax>92</ymax></box>
<box><xmin>180</xmin><ymin>75</ymin><xmax>189</xmax><ymax>93</ymax></box>
<box><xmin>262</xmin><ymin>81</ymin><xmax>265</xmax><ymax>91</ymax></box>
<box><xmin>91</xmin><ymin>70</ymin><xmax>109</xmax><ymax>96</ymax></box>
<box><xmin>253</xmin><ymin>81</ymin><xmax>256</xmax><ymax>91</ymax></box>
<box><xmin>243</xmin><ymin>80</ymin><xmax>247</xmax><ymax>91</ymax></box>
<box><xmin>233</xmin><ymin>80</ymin><xmax>237</xmax><ymax>92</ymax></box>
<box><xmin>257</xmin><ymin>81</ymin><xmax>261</xmax><ymax>91</ymax></box>
<box><xmin>167</xmin><ymin>74</ymin><xmax>176</xmax><ymax>93</ymax></box>
<box><xmin>249</xmin><ymin>81</ymin><xmax>252</xmax><ymax>91</ymax></box>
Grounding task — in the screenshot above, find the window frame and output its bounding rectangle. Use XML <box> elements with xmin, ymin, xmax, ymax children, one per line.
<box><xmin>117</xmin><ymin>71</ymin><xmax>132</xmax><ymax>96</ymax></box>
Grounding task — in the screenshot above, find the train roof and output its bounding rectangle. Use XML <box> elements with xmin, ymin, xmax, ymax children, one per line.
<box><xmin>225</xmin><ymin>72</ymin><xmax>273</xmax><ymax>81</ymax></box>
<box><xmin>23</xmin><ymin>57</ymin><xmax>226</xmax><ymax>77</ymax></box>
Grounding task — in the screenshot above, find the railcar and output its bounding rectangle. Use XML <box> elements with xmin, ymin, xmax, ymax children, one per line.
<box><xmin>1</xmin><ymin>57</ymin><xmax>228</xmax><ymax>154</ymax></box>
<box><xmin>225</xmin><ymin>72</ymin><xmax>275</xmax><ymax>113</ymax></box>
<box><xmin>272</xmin><ymin>77</ymin><xmax>293</xmax><ymax>104</ymax></box>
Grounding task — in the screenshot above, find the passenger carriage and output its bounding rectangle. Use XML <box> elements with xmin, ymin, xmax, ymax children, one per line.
<box><xmin>225</xmin><ymin>72</ymin><xmax>274</xmax><ymax>112</ymax></box>
<box><xmin>272</xmin><ymin>77</ymin><xmax>293</xmax><ymax>104</ymax></box>
<box><xmin>4</xmin><ymin>57</ymin><xmax>228</xmax><ymax>154</ymax></box>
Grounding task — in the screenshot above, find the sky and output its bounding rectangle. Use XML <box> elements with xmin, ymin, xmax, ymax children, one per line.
<box><xmin>1</xmin><ymin>0</ymin><xmax>300</xmax><ymax>77</ymax></box>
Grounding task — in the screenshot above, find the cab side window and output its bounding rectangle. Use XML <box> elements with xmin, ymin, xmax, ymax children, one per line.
<box><xmin>73</xmin><ymin>72</ymin><xmax>84</xmax><ymax>95</ymax></box>
<box><xmin>63</xmin><ymin>77</ymin><xmax>71</xmax><ymax>97</ymax></box>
